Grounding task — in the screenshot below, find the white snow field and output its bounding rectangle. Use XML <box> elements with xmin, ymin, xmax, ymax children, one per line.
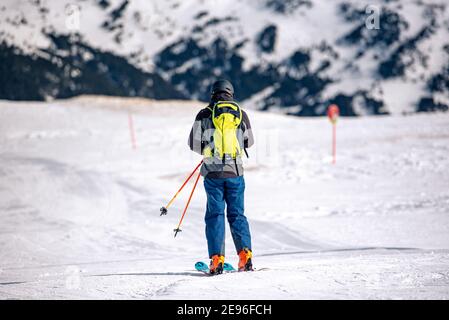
<box><xmin>0</xmin><ymin>96</ymin><xmax>448</xmax><ymax>299</ymax></box>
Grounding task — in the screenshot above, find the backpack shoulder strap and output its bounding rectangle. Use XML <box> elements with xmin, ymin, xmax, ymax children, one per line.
<box><xmin>212</xmin><ymin>101</ymin><xmax>242</xmax><ymax>120</ymax></box>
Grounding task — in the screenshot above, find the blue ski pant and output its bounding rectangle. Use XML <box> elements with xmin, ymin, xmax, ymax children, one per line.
<box><xmin>204</xmin><ymin>176</ymin><xmax>252</xmax><ymax>258</ymax></box>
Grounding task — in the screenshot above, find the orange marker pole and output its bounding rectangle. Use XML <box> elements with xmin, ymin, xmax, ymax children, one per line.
<box><xmin>327</xmin><ymin>104</ymin><xmax>340</xmax><ymax>165</ymax></box>
<box><xmin>332</xmin><ymin>122</ymin><xmax>336</xmax><ymax>164</ymax></box>
<box><xmin>128</xmin><ymin>109</ymin><xmax>137</xmax><ymax>150</ymax></box>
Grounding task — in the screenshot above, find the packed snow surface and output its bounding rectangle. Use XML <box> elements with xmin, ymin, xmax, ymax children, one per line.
<box><xmin>0</xmin><ymin>96</ymin><xmax>448</xmax><ymax>299</ymax></box>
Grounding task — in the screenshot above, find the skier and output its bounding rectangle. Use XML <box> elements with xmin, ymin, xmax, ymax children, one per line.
<box><xmin>188</xmin><ymin>79</ymin><xmax>255</xmax><ymax>274</ymax></box>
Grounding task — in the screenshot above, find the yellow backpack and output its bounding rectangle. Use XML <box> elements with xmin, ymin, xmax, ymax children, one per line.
<box><xmin>204</xmin><ymin>101</ymin><xmax>243</xmax><ymax>159</ymax></box>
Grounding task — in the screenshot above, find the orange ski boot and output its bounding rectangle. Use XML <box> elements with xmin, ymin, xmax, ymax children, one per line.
<box><xmin>238</xmin><ymin>248</ymin><xmax>253</xmax><ymax>271</ymax></box>
<box><xmin>209</xmin><ymin>255</ymin><xmax>225</xmax><ymax>275</ymax></box>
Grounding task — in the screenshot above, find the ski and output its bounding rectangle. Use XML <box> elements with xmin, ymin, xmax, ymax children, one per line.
<box><xmin>194</xmin><ymin>261</ymin><xmax>236</xmax><ymax>275</ymax></box>
<box><xmin>223</xmin><ymin>262</ymin><xmax>236</xmax><ymax>272</ymax></box>
<box><xmin>194</xmin><ymin>261</ymin><xmax>269</xmax><ymax>275</ymax></box>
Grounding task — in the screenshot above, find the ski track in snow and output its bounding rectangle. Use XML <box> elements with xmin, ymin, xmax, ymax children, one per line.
<box><xmin>0</xmin><ymin>96</ymin><xmax>449</xmax><ymax>299</ymax></box>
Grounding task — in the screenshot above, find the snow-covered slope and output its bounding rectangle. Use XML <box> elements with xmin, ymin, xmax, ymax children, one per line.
<box><xmin>0</xmin><ymin>97</ymin><xmax>448</xmax><ymax>299</ymax></box>
<box><xmin>1</xmin><ymin>0</ymin><xmax>448</xmax><ymax>115</ymax></box>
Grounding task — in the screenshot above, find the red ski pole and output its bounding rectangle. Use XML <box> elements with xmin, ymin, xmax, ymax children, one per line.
<box><xmin>173</xmin><ymin>171</ymin><xmax>201</xmax><ymax>238</ymax></box>
<box><xmin>160</xmin><ymin>160</ymin><xmax>203</xmax><ymax>216</ymax></box>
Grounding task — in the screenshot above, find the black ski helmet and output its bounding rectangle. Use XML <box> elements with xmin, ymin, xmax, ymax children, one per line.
<box><xmin>211</xmin><ymin>79</ymin><xmax>234</xmax><ymax>97</ymax></box>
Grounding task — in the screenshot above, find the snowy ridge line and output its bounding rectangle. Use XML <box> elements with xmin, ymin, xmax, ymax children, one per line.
<box><xmin>86</xmin><ymin>271</ymin><xmax>203</xmax><ymax>278</ymax></box>
<box><xmin>1</xmin><ymin>247</ymin><xmax>443</xmax><ymax>273</ymax></box>
<box><xmin>0</xmin><ymin>256</ymin><xmax>175</xmax><ymax>272</ymax></box>
<box><xmin>257</xmin><ymin>246</ymin><xmax>435</xmax><ymax>257</ymax></box>
<box><xmin>0</xmin><ymin>281</ymin><xmax>28</xmax><ymax>286</ymax></box>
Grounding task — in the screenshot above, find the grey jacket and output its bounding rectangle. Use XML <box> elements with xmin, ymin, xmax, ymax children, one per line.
<box><xmin>188</xmin><ymin>101</ymin><xmax>254</xmax><ymax>179</ymax></box>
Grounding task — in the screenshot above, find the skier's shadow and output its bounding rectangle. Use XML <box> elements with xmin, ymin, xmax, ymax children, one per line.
<box><xmin>88</xmin><ymin>271</ymin><xmax>205</xmax><ymax>278</ymax></box>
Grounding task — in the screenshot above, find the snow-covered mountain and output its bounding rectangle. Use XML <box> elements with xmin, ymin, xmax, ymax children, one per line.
<box><xmin>1</xmin><ymin>0</ymin><xmax>448</xmax><ymax>115</ymax></box>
